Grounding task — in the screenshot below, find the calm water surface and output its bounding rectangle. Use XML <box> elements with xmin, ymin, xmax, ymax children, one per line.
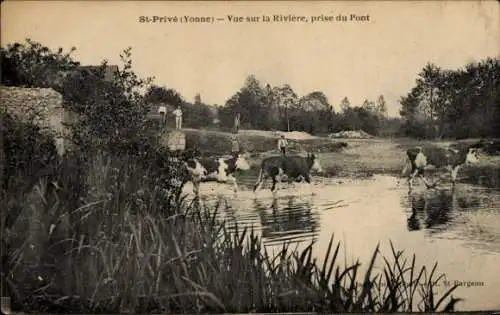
<box><xmin>182</xmin><ymin>174</ymin><xmax>500</xmax><ymax>311</ymax></box>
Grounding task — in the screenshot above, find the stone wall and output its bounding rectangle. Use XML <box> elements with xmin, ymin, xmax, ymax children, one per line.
<box><xmin>161</xmin><ymin>129</ymin><xmax>186</xmax><ymax>151</ymax></box>
<box><xmin>1</xmin><ymin>86</ymin><xmax>74</xmax><ymax>155</ymax></box>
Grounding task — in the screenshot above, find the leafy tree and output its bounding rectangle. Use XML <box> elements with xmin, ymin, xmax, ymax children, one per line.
<box><xmin>62</xmin><ymin>48</ymin><xmax>155</xmax><ymax>151</ymax></box>
<box><xmin>457</xmin><ymin>58</ymin><xmax>500</xmax><ymax>137</ymax></box>
<box><xmin>362</xmin><ymin>99</ymin><xmax>376</xmax><ymax>112</ymax></box>
<box><xmin>293</xmin><ymin>92</ymin><xmax>333</xmax><ymax>134</ymax></box>
<box><xmin>340</xmin><ymin>97</ymin><xmax>351</xmax><ymax>113</ymax></box>
<box><xmin>0</xmin><ymin>38</ymin><xmax>79</xmax><ymax>91</ymax></box>
<box><xmin>272</xmin><ymin>84</ymin><xmax>298</xmax><ymax>131</ymax></box>
<box><xmin>376</xmin><ymin>95</ymin><xmax>388</xmax><ymax>117</ymax></box>
<box><xmin>181</xmin><ymin>102</ymin><xmax>215</xmax><ymax>128</ymax></box>
<box><xmin>179</xmin><ymin>92</ymin><xmax>216</xmax><ymax>129</ymax></box>
<box><xmin>144</xmin><ymin>85</ymin><xmax>183</xmax><ymax>107</ymax></box>
<box><xmin>262</xmin><ymin>84</ymin><xmax>280</xmax><ymax>129</ymax></box>
<box><xmin>300</xmin><ymin>91</ymin><xmax>331</xmax><ymax>112</ymax></box>
<box><xmin>399</xmin><ymin>58</ymin><xmax>499</xmax><ymax>139</ymax></box>
<box><xmin>194</xmin><ymin>93</ymin><xmax>202</xmax><ymax>105</ymax></box>
<box><xmin>338</xmin><ymin>107</ymin><xmax>360</xmax><ymax>131</ymax></box>
<box><xmin>356</xmin><ymin>107</ymin><xmax>381</xmax><ymax>136</ymax></box>
<box><xmin>221</xmin><ymin>75</ymin><xmax>268</xmax><ymax>130</ymax></box>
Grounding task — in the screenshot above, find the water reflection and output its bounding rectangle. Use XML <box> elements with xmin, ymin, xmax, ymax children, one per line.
<box><xmin>404</xmin><ymin>188</ymin><xmax>491</xmax><ymax>233</ymax></box>
<box><xmin>406</xmin><ymin>205</ymin><xmax>421</xmax><ymax>232</ymax></box>
<box><xmin>403</xmin><ymin>186</ymin><xmax>500</xmax><ymax>255</ymax></box>
<box><xmin>406</xmin><ymin>190</ymin><xmax>456</xmax><ymax>231</ymax></box>
<box><xmin>253</xmin><ymin>196</ymin><xmax>320</xmax><ymax>245</ymax></box>
<box><xmin>185</xmin><ymin>176</ymin><xmax>500</xmax><ymax>311</ymax></box>
<box><xmin>456</xmin><ymin>196</ymin><xmax>482</xmax><ymax>209</ymax></box>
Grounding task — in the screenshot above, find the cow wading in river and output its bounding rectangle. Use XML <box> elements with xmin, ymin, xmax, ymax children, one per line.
<box><xmin>253</xmin><ymin>153</ymin><xmax>323</xmax><ymax>194</ymax></box>
<box><xmin>400</xmin><ymin>143</ymin><xmax>482</xmax><ymax>191</ymax></box>
<box><xmin>183</xmin><ymin>152</ymin><xmax>251</xmax><ymax>196</ymax></box>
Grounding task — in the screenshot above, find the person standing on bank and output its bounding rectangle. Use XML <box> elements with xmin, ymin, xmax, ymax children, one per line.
<box><xmin>158</xmin><ymin>105</ymin><xmax>167</xmax><ymax>124</ymax></box>
<box><xmin>173</xmin><ymin>106</ymin><xmax>183</xmax><ymax>129</ymax></box>
<box><xmin>277</xmin><ymin>134</ymin><xmax>288</xmax><ymax>155</ymax></box>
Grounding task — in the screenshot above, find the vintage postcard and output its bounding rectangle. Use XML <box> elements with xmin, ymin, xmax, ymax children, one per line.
<box><xmin>1</xmin><ymin>0</ymin><xmax>499</xmax><ymax>313</ymax></box>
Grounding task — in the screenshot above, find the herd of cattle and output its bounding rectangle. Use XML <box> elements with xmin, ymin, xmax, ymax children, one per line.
<box><xmin>179</xmin><ymin>149</ymin><xmax>323</xmax><ymax>196</ymax></box>
<box><xmin>177</xmin><ymin>139</ymin><xmax>497</xmax><ymax>197</ymax></box>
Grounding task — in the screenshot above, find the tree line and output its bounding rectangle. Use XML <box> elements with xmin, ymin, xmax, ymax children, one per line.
<box><xmin>399</xmin><ymin>59</ymin><xmax>499</xmax><ymax>139</ymax></box>
<box><xmin>145</xmin><ymin>75</ymin><xmax>400</xmax><ymax>137</ymax></box>
<box><xmin>1</xmin><ymin>39</ymin><xmax>498</xmax><ymax>140</ymax></box>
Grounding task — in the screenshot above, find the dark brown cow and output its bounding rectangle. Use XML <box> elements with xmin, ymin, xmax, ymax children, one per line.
<box><xmin>400</xmin><ymin>143</ymin><xmax>481</xmax><ymax>191</ymax></box>
<box><xmin>253</xmin><ymin>154</ymin><xmax>323</xmax><ymax>193</ymax></box>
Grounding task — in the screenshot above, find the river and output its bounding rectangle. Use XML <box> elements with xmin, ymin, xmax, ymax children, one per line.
<box><xmin>181</xmin><ymin>174</ymin><xmax>500</xmax><ymax>311</ymax></box>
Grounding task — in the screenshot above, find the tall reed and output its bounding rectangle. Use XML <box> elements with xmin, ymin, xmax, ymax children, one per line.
<box><xmin>3</xmin><ymin>146</ymin><xmax>462</xmax><ymax>313</ymax></box>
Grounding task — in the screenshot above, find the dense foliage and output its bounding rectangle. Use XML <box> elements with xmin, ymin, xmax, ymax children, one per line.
<box><xmin>1</xmin><ymin>112</ymin><xmax>59</xmax><ymax>193</ymax></box>
<box><xmin>399</xmin><ymin>60</ymin><xmax>500</xmax><ymax>139</ymax></box>
<box><xmin>1</xmin><ymin>38</ymin><xmax>79</xmax><ymax>90</ymax></box>
<box><xmin>216</xmin><ymin>75</ymin><xmax>396</xmax><ymax>136</ymax></box>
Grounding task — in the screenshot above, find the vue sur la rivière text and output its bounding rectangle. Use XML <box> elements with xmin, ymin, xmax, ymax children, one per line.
<box><xmin>138</xmin><ymin>14</ymin><xmax>370</xmax><ymax>24</ymax></box>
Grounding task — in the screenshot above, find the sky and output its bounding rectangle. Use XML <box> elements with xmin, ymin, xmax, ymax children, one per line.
<box><xmin>2</xmin><ymin>1</ymin><xmax>499</xmax><ymax>116</ymax></box>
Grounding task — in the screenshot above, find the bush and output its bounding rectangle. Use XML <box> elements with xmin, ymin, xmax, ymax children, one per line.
<box><xmin>1</xmin><ymin>111</ymin><xmax>59</xmax><ymax>193</ymax></box>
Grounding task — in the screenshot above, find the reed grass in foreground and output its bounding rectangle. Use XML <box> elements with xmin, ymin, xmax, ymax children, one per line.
<box><xmin>2</xmin><ymin>151</ymin><xmax>462</xmax><ymax>313</ymax></box>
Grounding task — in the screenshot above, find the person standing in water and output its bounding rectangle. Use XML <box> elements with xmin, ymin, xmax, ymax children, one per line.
<box><xmin>277</xmin><ymin>134</ymin><xmax>288</xmax><ymax>155</ymax></box>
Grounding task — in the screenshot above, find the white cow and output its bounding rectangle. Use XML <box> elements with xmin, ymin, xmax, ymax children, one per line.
<box><xmin>400</xmin><ymin>143</ymin><xmax>481</xmax><ymax>191</ymax></box>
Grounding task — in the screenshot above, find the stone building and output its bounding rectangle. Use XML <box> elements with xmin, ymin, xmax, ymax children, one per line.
<box><xmin>0</xmin><ymin>86</ymin><xmax>74</xmax><ymax>155</ymax></box>
<box><xmin>1</xmin><ymin>65</ymin><xmax>120</xmax><ymax>156</ymax></box>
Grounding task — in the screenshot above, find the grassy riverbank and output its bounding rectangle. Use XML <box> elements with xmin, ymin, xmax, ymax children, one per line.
<box><xmin>179</xmin><ymin>128</ymin><xmax>348</xmax><ymax>156</ymax></box>
<box><xmin>178</xmin><ymin>128</ymin><xmax>500</xmax><ymax>188</ymax></box>
<box><xmin>3</xmin><ymin>148</ymin><xmax>463</xmax><ymax>313</ymax></box>
<box><xmin>314</xmin><ymin>138</ymin><xmax>500</xmax><ymax>187</ymax></box>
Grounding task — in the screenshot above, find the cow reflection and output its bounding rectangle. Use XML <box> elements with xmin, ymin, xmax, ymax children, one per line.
<box><xmin>254</xmin><ymin>196</ymin><xmax>319</xmax><ymax>243</ymax></box>
<box><xmin>406</xmin><ymin>189</ymin><xmax>485</xmax><ymax>232</ymax></box>
<box><xmin>407</xmin><ymin>201</ymin><xmax>421</xmax><ymax>231</ymax></box>
<box><xmin>406</xmin><ymin>190</ymin><xmax>457</xmax><ymax>231</ymax></box>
